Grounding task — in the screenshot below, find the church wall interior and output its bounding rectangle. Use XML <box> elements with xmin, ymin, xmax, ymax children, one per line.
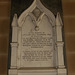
<box><xmin>0</xmin><ymin>0</ymin><xmax>75</xmax><ymax>75</ymax></box>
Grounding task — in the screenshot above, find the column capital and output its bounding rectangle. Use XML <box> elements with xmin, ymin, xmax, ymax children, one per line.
<box><xmin>10</xmin><ymin>42</ymin><xmax>18</xmax><ymax>47</ymax></box>
<box><xmin>56</xmin><ymin>41</ymin><xmax>64</xmax><ymax>46</ymax></box>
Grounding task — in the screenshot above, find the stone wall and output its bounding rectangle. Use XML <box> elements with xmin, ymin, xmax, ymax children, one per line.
<box><xmin>0</xmin><ymin>0</ymin><xmax>10</xmax><ymax>75</ymax></box>
<box><xmin>63</xmin><ymin>0</ymin><xmax>75</xmax><ymax>75</ymax></box>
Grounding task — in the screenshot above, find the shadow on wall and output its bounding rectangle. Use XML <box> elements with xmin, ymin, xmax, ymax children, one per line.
<box><xmin>11</xmin><ymin>0</ymin><xmax>62</xmax><ymax>18</ymax></box>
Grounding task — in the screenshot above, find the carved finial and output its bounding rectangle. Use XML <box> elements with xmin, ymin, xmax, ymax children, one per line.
<box><xmin>32</xmin><ymin>7</ymin><xmax>42</xmax><ymax>20</ymax></box>
<box><xmin>12</xmin><ymin>14</ymin><xmax>18</xmax><ymax>27</ymax></box>
<box><xmin>56</xmin><ymin>12</ymin><xmax>63</xmax><ymax>26</ymax></box>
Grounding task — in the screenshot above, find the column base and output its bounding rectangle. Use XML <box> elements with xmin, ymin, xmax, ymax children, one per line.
<box><xmin>9</xmin><ymin>69</ymin><xmax>17</xmax><ymax>75</ymax></box>
<box><xmin>57</xmin><ymin>68</ymin><xmax>67</xmax><ymax>75</ymax></box>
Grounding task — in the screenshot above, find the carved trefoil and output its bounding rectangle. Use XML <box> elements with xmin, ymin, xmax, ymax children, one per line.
<box><xmin>8</xmin><ymin>0</ymin><xmax>67</xmax><ymax>75</ymax></box>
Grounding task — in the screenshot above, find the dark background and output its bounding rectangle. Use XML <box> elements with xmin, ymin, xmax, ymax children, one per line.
<box><xmin>11</xmin><ymin>0</ymin><xmax>63</xmax><ymax>18</ymax></box>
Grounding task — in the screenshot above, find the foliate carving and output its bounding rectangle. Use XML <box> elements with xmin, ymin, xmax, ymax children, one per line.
<box><xmin>32</xmin><ymin>7</ymin><xmax>43</xmax><ymax>20</ymax></box>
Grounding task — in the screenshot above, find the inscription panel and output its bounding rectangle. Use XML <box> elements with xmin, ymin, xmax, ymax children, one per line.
<box><xmin>20</xmin><ymin>15</ymin><xmax>55</xmax><ymax>67</ymax></box>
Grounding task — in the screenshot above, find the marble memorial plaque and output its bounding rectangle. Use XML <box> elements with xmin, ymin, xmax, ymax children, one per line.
<box><xmin>17</xmin><ymin>1</ymin><xmax>57</xmax><ymax>68</ymax></box>
<box><xmin>21</xmin><ymin>14</ymin><xmax>54</xmax><ymax>67</ymax></box>
<box><xmin>8</xmin><ymin>0</ymin><xmax>67</xmax><ymax>75</ymax></box>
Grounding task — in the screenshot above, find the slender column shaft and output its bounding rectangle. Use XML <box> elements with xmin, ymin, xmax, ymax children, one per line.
<box><xmin>56</xmin><ymin>12</ymin><xmax>65</xmax><ymax>68</ymax></box>
<box><xmin>10</xmin><ymin>14</ymin><xmax>18</xmax><ymax>68</ymax></box>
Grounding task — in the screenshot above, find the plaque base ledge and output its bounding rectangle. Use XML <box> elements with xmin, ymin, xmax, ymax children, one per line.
<box><xmin>9</xmin><ymin>68</ymin><xmax>67</xmax><ymax>75</ymax></box>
